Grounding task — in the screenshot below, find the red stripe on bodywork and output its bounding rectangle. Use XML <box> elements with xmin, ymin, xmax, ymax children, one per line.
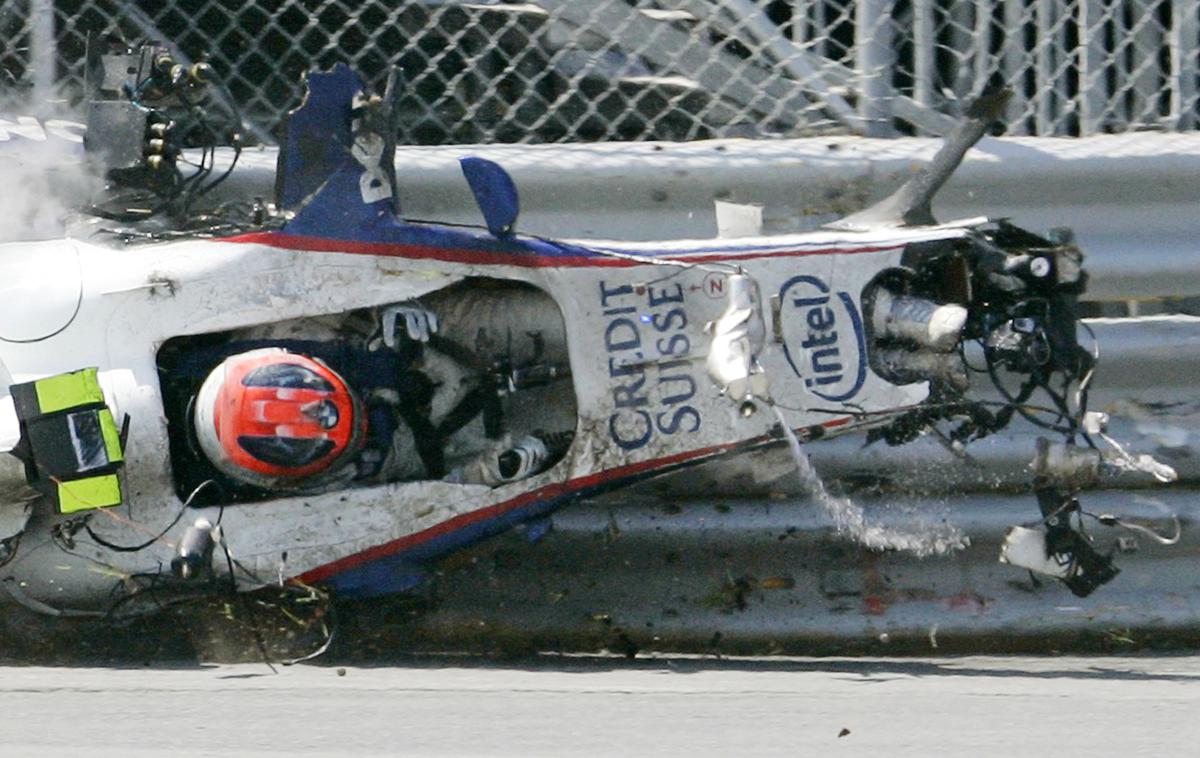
<box><xmin>297</xmin><ymin>416</ymin><xmax>852</xmax><ymax>584</ymax></box>
<box><xmin>222</xmin><ymin>231</ymin><xmax>902</xmax><ymax>268</ymax></box>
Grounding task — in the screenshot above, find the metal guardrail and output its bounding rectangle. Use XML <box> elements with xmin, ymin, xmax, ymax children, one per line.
<box><xmin>374</xmin><ymin>487</ymin><xmax>1200</xmax><ymax>656</ymax></box>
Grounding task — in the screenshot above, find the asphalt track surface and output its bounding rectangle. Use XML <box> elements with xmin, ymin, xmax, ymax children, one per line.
<box><xmin>1</xmin><ymin>656</ymin><xmax>1199</xmax><ymax>756</ymax></box>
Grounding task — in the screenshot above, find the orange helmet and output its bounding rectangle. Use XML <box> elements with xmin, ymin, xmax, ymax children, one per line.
<box><xmin>193</xmin><ymin>348</ymin><xmax>365</xmax><ymax>489</ymax></box>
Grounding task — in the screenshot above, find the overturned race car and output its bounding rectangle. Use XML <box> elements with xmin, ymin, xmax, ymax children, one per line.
<box><xmin>0</xmin><ymin>46</ymin><xmax>1177</xmax><ymax>631</ymax></box>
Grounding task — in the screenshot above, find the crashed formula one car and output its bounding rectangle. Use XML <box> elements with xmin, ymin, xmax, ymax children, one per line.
<box><xmin>0</xmin><ymin>45</ymin><xmax>1176</xmax><ymax>626</ymax></box>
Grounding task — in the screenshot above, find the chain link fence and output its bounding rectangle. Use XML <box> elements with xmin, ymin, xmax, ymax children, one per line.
<box><xmin>2</xmin><ymin>0</ymin><xmax>1198</xmax><ymax>142</ymax></box>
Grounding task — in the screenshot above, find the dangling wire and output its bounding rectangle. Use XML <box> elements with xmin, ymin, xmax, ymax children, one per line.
<box><xmin>84</xmin><ymin>480</ymin><xmax>216</xmax><ymax>553</ymax></box>
<box><xmin>1084</xmin><ymin>497</ymin><xmax>1182</xmax><ymax>546</ymax></box>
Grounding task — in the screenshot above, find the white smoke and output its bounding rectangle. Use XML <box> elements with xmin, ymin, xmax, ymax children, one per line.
<box><xmin>773</xmin><ymin>406</ymin><xmax>969</xmax><ymax>558</ymax></box>
<box><xmin>0</xmin><ymin>110</ymin><xmax>95</xmax><ymax>243</ymax></box>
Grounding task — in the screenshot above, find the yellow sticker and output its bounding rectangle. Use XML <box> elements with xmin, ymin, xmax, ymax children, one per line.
<box><xmin>98</xmin><ymin>408</ymin><xmax>124</xmax><ymax>464</ymax></box>
<box><xmin>34</xmin><ymin>368</ymin><xmax>103</xmax><ymax>414</ymax></box>
<box><xmin>57</xmin><ymin>474</ymin><xmax>122</xmax><ymax>514</ymax></box>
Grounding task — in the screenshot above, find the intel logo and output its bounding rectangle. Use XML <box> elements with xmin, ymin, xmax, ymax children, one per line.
<box><xmin>779</xmin><ymin>275</ymin><xmax>867</xmax><ymax>402</ymax></box>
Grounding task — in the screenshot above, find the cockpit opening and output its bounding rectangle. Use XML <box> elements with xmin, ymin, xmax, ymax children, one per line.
<box><xmin>157</xmin><ymin>278</ymin><xmax>578</xmax><ymax>506</ymax></box>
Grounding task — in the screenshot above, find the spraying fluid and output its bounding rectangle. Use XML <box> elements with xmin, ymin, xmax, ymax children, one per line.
<box><xmin>773</xmin><ymin>406</ymin><xmax>968</xmax><ymax>557</ymax></box>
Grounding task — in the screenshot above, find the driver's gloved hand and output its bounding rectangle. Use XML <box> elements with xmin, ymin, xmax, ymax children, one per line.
<box><xmin>381</xmin><ymin>304</ymin><xmax>438</xmax><ymax>346</ymax></box>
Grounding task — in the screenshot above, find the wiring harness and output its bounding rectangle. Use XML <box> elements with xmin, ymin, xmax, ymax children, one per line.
<box><xmin>82</xmin><ymin>41</ymin><xmax>266</xmax><ymax>237</ymax></box>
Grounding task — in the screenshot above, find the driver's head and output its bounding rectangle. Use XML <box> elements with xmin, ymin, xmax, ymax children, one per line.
<box><xmin>193</xmin><ymin>348</ymin><xmax>365</xmax><ymax>489</ymax></box>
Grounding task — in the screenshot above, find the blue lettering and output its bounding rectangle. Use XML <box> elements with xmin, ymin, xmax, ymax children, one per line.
<box><xmin>806</xmin><ymin>373</ymin><xmax>842</xmax><ymax>387</ymax></box>
<box><xmin>601</xmin><ymin>276</ymin><xmax>705</xmax><ymax>451</ymax></box>
<box><xmin>779</xmin><ymin>275</ymin><xmax>868</xmax><ymax>402</ymax></box>
<box><xmin>656</xmin><ymin>406</ymin><xmax>701</xmax><ymax>435</ymax></box>
<box><xmin>806</xmin><ymin>306</ymin><xmax>835</xmax><ymax>332</ymax></box>
<box><xmin>605</xmin><ymin>318</ymin><xmax>641</xmax><ymax>351</ymax></box>
<box><xmin>656</xmin><ymin>333</ymin><xmax>691</xmax><ymax>357</ymax></box>
<box><xmin>608</xmin><ymin>357</ymin><xmax>642</xmax><ymax>377</ymax></box>
<box><xmin>801</xmin><ymin>330</ymin><xmax>838</xmax><ymax>350</ymax></box>
<box><xmin>610</xmin><ymin>410</ymin><xmax>653</xmax><ymax>450</ymax></box>
<box><xmin>810</xmin><ymin>347</ymin><xmax>843</xmax><ymax>375</ymax></box>
<box><xmin>599</xmin><ymin>280</ymin><xmax>634</xmax><ymax>309</ymax></box>
<box><xmin>658</xmin><ymin>357</ymin><xmax>691</xmax><ymax>373</ymax></box>
<box><xmin>652</xmin><ymin>307</ymin><xmax>687</xmax><ymax>332</ymax></box>
<box><xmin>611</xmin><ymin>365</ymin><xmax>649</xmax><ymax>408</ymax></box>
<box><xmin>647</xmin><ymin>283</ymin><xmax>685</xmax><ymax>306</ymax></box>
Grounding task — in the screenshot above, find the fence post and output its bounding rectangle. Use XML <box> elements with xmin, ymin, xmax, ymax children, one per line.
<box><xmin>913</xmin><ymin>0</ymin><xmax>935</xmax><ymax>119</ymax></box>
<box><xmin>1078</xmin><ymin>0</ymin><xmax>1109</xmax><ymax>134</ymax></box>
<box><xmin>28</xmin><ymin>0</ymin><xmax>55</xmax><ymax>108</ymax></box>
<box><xmin>856</xmin><ymin>0</ymin><xmax>895</xmax><ymax>136</ymax></box>
<box><xmin>791</xmin><ymin>1</ymin><xmax>826</xmax><ymax>57</ymax></box>
<box><xmin>973</xmin><ymin>0</ymin><xmax>995</xmax><ymax>96</ymax></box>
<box><xmin>1036</xmin><ymin>0</ymin><xmax>1065</xmax><ymax>133</ymax></box>
<box><xmin>1132</xmin><ymin>0</ymin><xmax>1164</xmax><ymax>127</ymax></box>
<box><xmin>1172</xmin><ymin>0</ymin><xmax>1199</xmax><ymax>130</ymax></box>
<box><xmin>1002</xmin><ymin>0</ymin><xmax>1029</xmax><ymax>133</ymax></box>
